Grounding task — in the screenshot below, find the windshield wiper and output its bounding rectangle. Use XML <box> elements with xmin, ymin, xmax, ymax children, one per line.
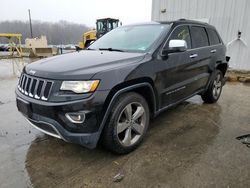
<box><xmin>99</xmin><ymin>48</ymin><xmax>124</xmax><ymax>52</ymax></box>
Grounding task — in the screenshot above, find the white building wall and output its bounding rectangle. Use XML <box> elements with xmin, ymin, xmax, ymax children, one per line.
<box><xmin>152</xmin><ymin>0</ymin><xmax>250</xmax><ymax>70</ymax></box>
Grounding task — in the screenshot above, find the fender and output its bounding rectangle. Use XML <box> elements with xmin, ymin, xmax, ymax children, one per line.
<box><xmin>216</xmin><ymin>62</ymin><xmax>228</xmax><ymax>86</ymax></box>
<box><xmin>205</xmin><ymin>69</ymin><xmax>217</xmax><ymax>91</ymax></box>
<box><xmin>93</xmin><ymin>82</ymin><xmax>157</xmax><ymax>146</ymax></box>
<box><xmin>205</xmin><ymin>62</ymin><xmax>228</xmax><ymax>92</ymax></box>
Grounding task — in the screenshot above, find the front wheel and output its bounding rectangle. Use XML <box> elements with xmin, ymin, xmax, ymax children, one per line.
<box><xmin>101</xmin><ymin>92</ymin><xmax>150</xmax><ymax>154</ymax></box>
<box><xmin>202</xmin><ymin>70</ymin><xmax>223</xmax><ymax>103</ymax></box>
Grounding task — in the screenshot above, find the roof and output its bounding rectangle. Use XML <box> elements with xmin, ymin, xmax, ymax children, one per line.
<box><xmin>123</xmin><ymin>19</ymin><xmax>214</xmax><ymax>29</ymax></box>
<box><xmin>159</xmin><ymin>19</ymin><xmax>210</xmax><ymax>26</ymax></box>
<box><xmin>96</xmin><ymin>18</ymin><xmax>119</xmax><ymax>21</ymax></box>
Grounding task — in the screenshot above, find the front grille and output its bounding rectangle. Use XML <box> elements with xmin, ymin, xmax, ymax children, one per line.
<box><xmin>18</xmin><ymin>73</ymin><xmax>53</xmax><ymax>101</ymax></box>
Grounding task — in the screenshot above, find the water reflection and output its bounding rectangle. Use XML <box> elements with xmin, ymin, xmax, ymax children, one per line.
<box><xmin>24</xmin><ymin>97</ymin><xmax>222</xmax><ymax>187</ymax></box>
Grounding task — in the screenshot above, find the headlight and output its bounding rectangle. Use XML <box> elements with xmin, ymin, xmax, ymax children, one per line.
<box><xmin>60</xmin><ymin>80</ymin><xmax>99</xmax><ymax>93</ymax></box>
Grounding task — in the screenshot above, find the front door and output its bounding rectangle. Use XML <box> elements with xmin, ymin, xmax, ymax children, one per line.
<box><xmin>159</xmin><ymin>25</ymin><xmax>193</xmax><ymax>107</ymax></box>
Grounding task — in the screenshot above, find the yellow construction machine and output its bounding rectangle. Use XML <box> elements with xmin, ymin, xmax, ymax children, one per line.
<box><xmin>79</xmin><ymin>18</ymin><xmax>120</xmax><ymax>49</ymax></box>
<box><xmin>0</xmin><ymin>33</ymin><xmax>22</xmax><ymax>57</ymax></box>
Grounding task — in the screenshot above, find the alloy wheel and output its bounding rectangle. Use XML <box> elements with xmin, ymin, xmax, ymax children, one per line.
<box><xmin>116</xmin><ymin>102</ymin><xmax>146</xmax><ymax>147</ymax></box>
<box><xmin>212</xmin><ymin>74</ymin><xmax>222</xmax><ymax>99</ymax></box>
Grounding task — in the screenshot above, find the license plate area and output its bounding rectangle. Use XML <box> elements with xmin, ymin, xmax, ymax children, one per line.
<box><xmin>16</xmin><ymin>98</ymin><xmax>32</xmax><ymax>117</ymax></box>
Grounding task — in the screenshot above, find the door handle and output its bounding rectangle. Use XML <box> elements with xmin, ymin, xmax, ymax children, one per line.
<box><xmin>189</xmin><ymin>54</ymin><xmax>198</xmax><ymax>58</ymax></box>
<box><xmin>211</xmin><ymin>49</ymin><xmax>217</xmax><ymax>53</ymax></box>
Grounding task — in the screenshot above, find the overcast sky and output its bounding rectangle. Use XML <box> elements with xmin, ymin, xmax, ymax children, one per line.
<box><xmin>1</xmin><ymin>0</ymin><xmax>152</xmax><ymax>27</ymax></box>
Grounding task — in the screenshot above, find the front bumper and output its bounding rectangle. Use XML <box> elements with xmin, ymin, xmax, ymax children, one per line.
<box><xmin>26</xmin><ymin>115</ymin><xmax>99</xmax><ymax>148</ymax></box>
<box><xmin>16</xmin><ymin>89</ymin><xmax>110</xmax><ymax>149</ymax></box>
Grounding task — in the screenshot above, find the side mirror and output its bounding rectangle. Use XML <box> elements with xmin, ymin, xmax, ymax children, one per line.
<box><xmin>162</xmin><ymin>39</ymin><xmax>188</xmax><ymax>55</ymax></box>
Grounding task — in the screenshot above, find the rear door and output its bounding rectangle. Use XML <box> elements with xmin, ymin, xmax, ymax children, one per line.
<box><xmin>187</xmin><ymin>25</ymin><xmax>211</xmax><ymax>94</ymax></box>
<box><xmin>206</xmin><ymin>27</ymin><xmax>225</xmax><ymax>68</ymax></box>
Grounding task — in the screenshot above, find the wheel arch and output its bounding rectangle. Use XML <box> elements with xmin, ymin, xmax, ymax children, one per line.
<box><xmin>216</xmin><ymin>62</ymin><xmax>228</xmax><ymax>76</ymax></box>
<box><xmin>95</xmin><ymin>78</ymin><xmax>158</xmax><ymax>145</ymax></box>
<box><xmin>103</xmin><ymin>78</ymin><xmax>158</xmax><ymax>118</ymax></box>
<box><xmin>205</xmin><ymin>62</ymin><xmax>227</xmax><ymax>94</ymax></box>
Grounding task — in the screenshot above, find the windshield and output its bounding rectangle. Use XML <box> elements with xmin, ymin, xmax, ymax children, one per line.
<box><xmin>89</xmin><ymin>24</ymin><xmax>169</xmax><ymax>52</ymax></box>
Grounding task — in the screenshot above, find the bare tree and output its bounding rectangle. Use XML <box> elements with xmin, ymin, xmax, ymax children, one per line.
<box><xmin>0</xmin><ymin>20</ymin><xmax>90</xmax><ymax>44</ymax></box>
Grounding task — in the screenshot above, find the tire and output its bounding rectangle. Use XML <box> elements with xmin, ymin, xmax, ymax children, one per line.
<box><xmin>202</xmin><ymin>70</ymin><xmax>223</xmax><ymax>103</ymax></box>
<box><xmin>101</xmin><ymin>92</ymin><xmax>150</xmax><ymax>154</ymax></box>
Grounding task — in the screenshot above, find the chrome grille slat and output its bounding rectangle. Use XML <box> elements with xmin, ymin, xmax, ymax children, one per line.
<box><xmin>36</xmin><ymin>80</ymin><xmax>44</xmax><ymax>99</ymax></box>
<box><xmin>18</xmin><ymin>74</ymin><xmax>23</xmax><ymax>86</ymax></box>
<box><xmin>17</xmin><ymin>73</ymin><xmax>53</xmax><ymax>101</ymax></box>
<box><xmin>24</xmin><ymin>77</ymin><xmax>30</xmax><ymax>95</ymax></box>
<box><xmin>18</xmin><ymin>74</ymin><xmax>24</xmax><ymax>90</ymax></box>
<box><xmin>34</xmin><ymin>79</ymin><xmax>40</xmax><ymax>99</ymax></box>
<box><xmin>40</xmin><ymin>80</ymin><xmax>47</xmax><ymax>100</ymax></box>
<box><xmin>21</xmin><ymin>75</ymin><xmax>27</xmax><ymax>92</ymax></box>
<box><xmin>30</xmin><ymin>79</ymin><xmax>37</xmax><ymax>97</ymax></box>
<box><xmin>44</xmin><ymin>81</ymin><xmax>53</xmax><ymax>99</ymax></box>
<box><xmin>28</xmin><ymin>78</ymin><xmax>34</xmax><ymax>97</ymax></box>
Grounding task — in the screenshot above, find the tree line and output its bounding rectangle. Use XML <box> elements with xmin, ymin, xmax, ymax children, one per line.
<box><xmin>0</xmin><ymin>20</ymin><xmax>90</xmax><ymax>45</ymax></box>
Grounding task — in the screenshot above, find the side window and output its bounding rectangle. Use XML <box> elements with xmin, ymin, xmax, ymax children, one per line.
<box><xmin>190</xmin><ymin>26</ymin><xmax>209</xmax><ymax>48</ymax></box>
<box><xmin>168</xmin><ymin>26</ymin><xmax>191</xmax><ymax>49</ymax></box>
<box><xmin>206</xmin><ymin>28</ymin><xmax>221</xmax><ymax>45</ymax></box>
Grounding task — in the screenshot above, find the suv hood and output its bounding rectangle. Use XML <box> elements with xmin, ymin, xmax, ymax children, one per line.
<box><xmin>25</xmin><ymin>50</ymin><xmax>146</xmax><ymax>80</ymax></box>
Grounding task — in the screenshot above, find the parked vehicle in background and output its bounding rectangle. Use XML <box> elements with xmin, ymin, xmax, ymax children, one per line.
<box><xmin>16</xmin><ymin>19</ymin><xmax>228</xmax><ymax>154</ymax></box>
<box><xmin>0</xmin><ymin>44</ymin><xmax>10</xmax><ymax>51</ymax></box>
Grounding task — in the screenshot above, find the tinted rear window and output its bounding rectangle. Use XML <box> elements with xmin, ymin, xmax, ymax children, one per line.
<box><xmin>207</xmin><ymin>28</ymin><xmax>221</xmax><ymax>45</ymax></box>
<box><xmin>190</xmin><ymin>26</ymin><xmax>209</xmax><ymax>48</ymax></box>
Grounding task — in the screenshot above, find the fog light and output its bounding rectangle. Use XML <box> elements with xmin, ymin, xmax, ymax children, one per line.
<box><xmin>66</xmin><ymin>112</ymin><xmax>85</xmax><ymax>123</ymax></box>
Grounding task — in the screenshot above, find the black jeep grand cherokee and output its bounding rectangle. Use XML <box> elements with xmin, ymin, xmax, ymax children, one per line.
<box><xmin>16</xmin><ymin>20</ymin><xmax>228</xmax><ymax>154</ymax></box>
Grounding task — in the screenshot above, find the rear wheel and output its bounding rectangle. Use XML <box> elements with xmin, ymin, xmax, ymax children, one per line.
<box><xmin>202</xmin><ymin>70</ymin><xmax>223</xmax><ymax>103</ymax></box>
<box><xmin>101</xmin><ymin>92</ymin><xmax>149</xmax><ymax>154</ymax></box>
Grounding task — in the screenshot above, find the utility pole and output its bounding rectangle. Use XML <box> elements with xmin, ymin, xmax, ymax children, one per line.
<box><xmin>28</xmin><ymin>9</ymin><xmax>33</xmax><ymax>38</ymax></box>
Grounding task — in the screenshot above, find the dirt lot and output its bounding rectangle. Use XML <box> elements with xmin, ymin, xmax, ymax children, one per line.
<box><xmin>0</xmin><ymin>59</ymin><xmax>250</xmax><ymax>188</ymax></box>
